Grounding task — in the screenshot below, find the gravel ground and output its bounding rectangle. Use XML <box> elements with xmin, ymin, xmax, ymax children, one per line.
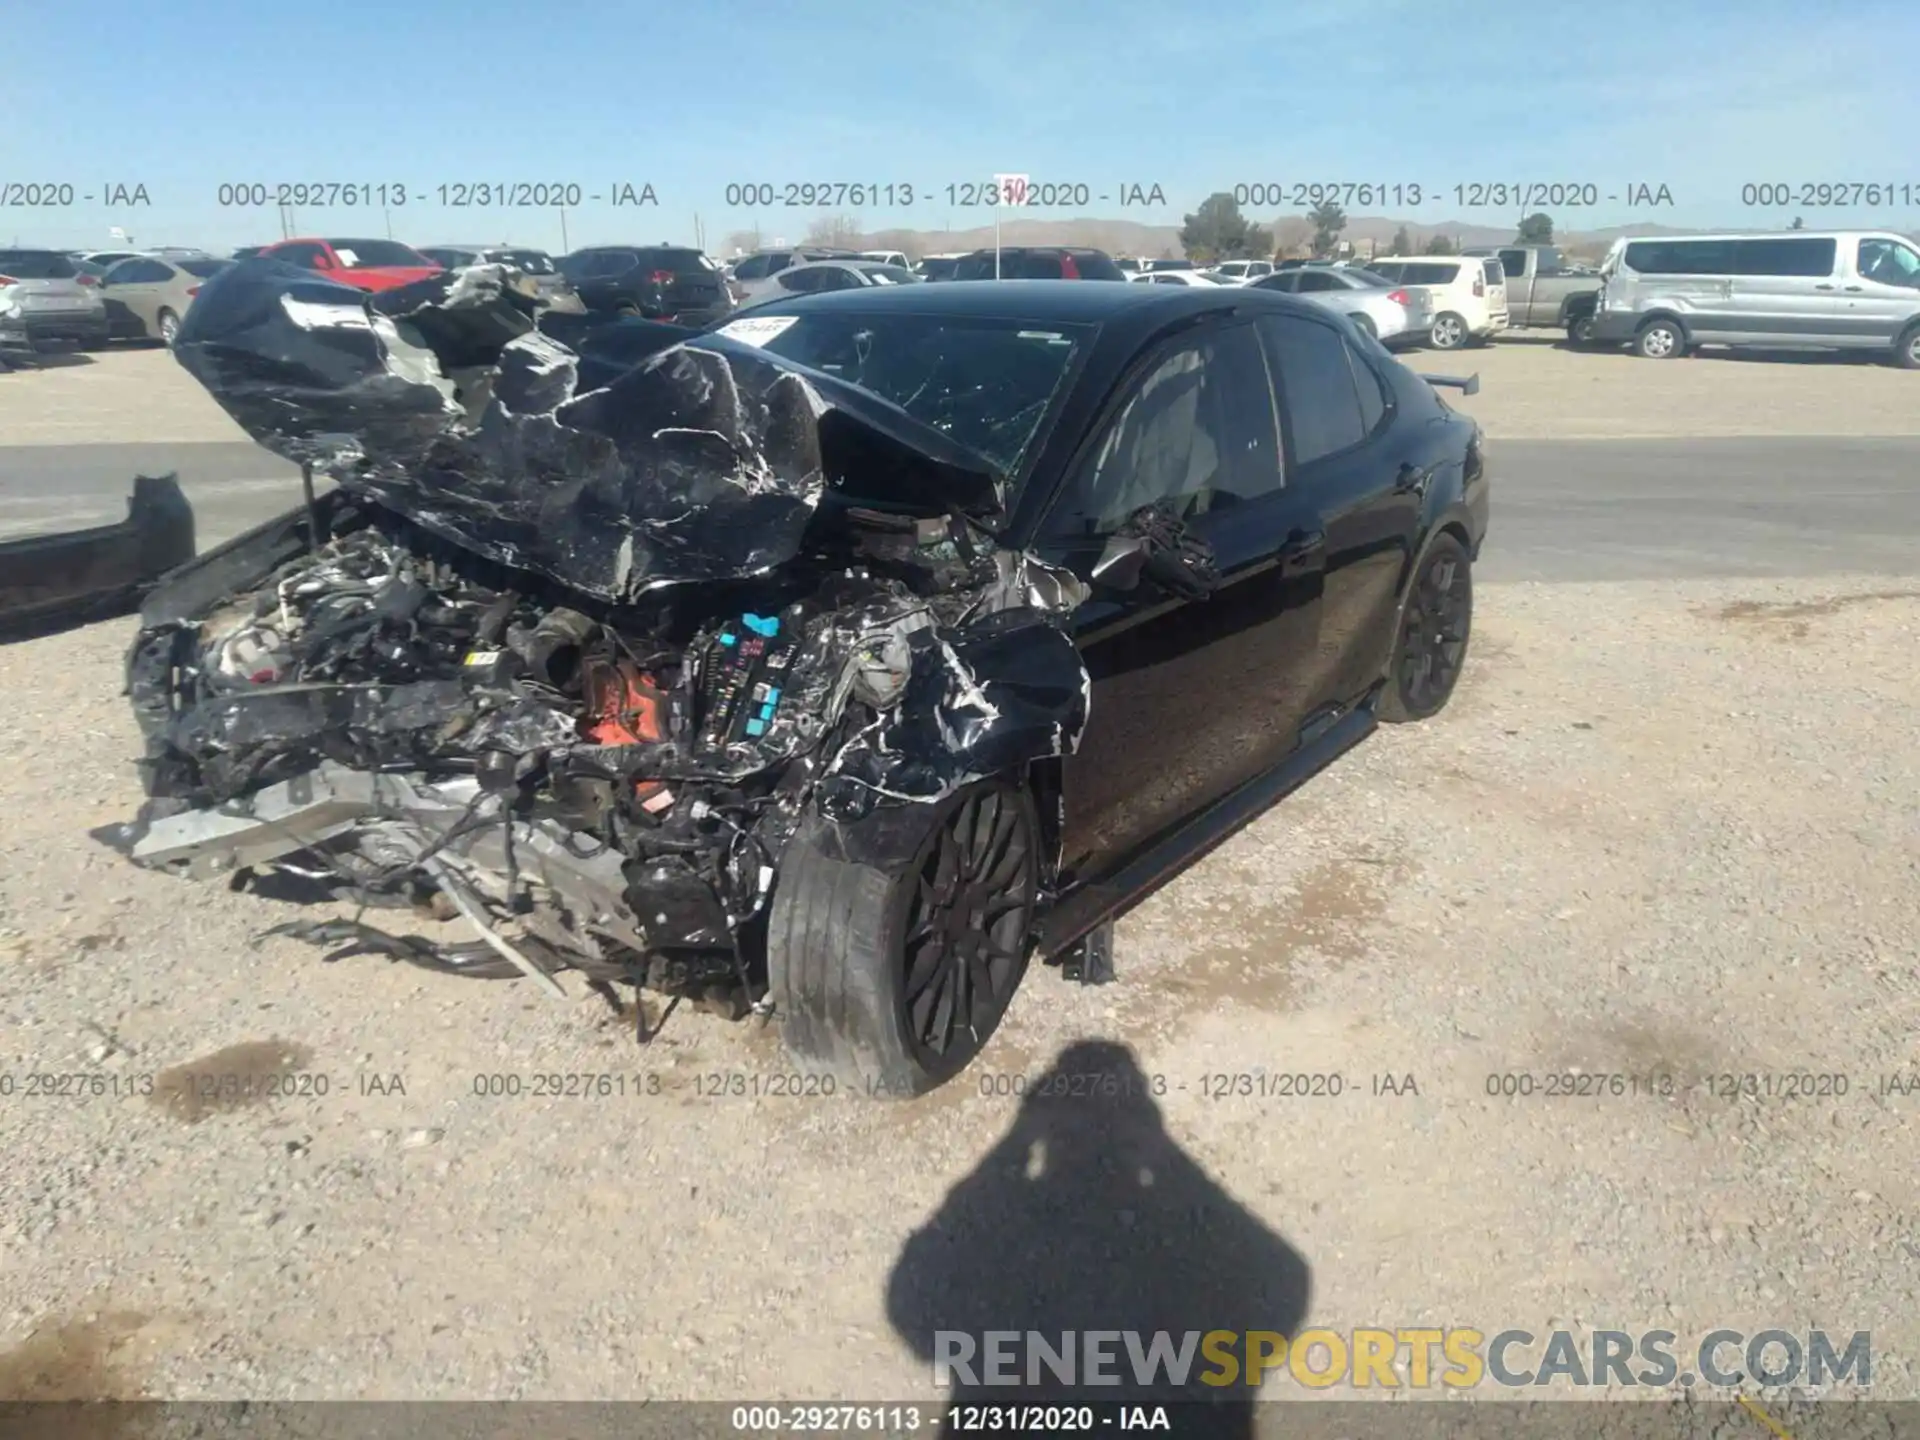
<box><xmin>2</xmin><ymin>573</ymin><xmax>1916</xmax><ymax>1407</ymax></box>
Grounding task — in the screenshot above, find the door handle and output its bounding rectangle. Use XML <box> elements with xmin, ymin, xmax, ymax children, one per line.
<box><xmin>1844</xmin><ymin>285</ymin><xmax>1863</xmax><ymax>292</ymax></box>
<box><xmin>1281</xmin><ymin>528</ymin><xmax>1325</xmax><ymax>568</ymax></box>
<box><xmin>1394</xmin><ymin>463</ymin><xmax>1434</xmax><ymax>496</ymax></box>
<box><xmin>1815</xmin><ymin>283</ymin><xmax>1835</xmax><ymax>291</ymax></box>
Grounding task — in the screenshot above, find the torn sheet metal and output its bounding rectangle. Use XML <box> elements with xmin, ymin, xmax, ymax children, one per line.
<box><xmin>175</xmin><ymin>259</ymin><xmax>1006</xmax><ymax>602</ymax></box>
<box><xmin>104</xmin><ymin>260</ymin><xmax>1098</xmax><ymax>1005</ymax></box>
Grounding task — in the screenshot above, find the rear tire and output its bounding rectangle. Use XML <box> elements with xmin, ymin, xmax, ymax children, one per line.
<box><xmin>768</xmin><ymin>778</ymin><xmax>1041</xmax><ymax>1097</ymax></box>
<box><xmin>1429</xmin><ymin>312</ymin><xmax>1468</xmax><ymax>350</ymax></box>
<box><xmin>157</xmin><ymin>310</ymin><xmax>180</xmax><ymax>347</ymax></box>
<box><xmin>1379</xmin><ymin>533</ymin><xmax>1473</xmax><ymax>724</ymax></box>
<box><xmin>1635</xmin><ymin>318</ymin><xmax>1685</xmax><ymax>359</ymax></box>
<box><xmin>1893</xmin><ymin>323</ymin><xmax>1920</xmax><ymax>370</ymax></box>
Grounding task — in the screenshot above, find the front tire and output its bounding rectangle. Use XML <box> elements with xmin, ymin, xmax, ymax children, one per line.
<box><xmin>1429</xmin><ymin>312</ymin><xmax>1468</xmax><ymax>350</ymax></box>
<box><xmin>1566</xmin><ymin>312</ymin><xmax>1596</xmax><ymax>346</ymax></box>
<box><xmin>1893</xmin><ymin>323</ymin><xmax>1920</xmax><ymax>370</ymax></box>
<box><xmin>1635</xmin><ymin>318</ymin><xmax>1685</xmax><ymax>359</ymax></box>
<box><xmin>769</xmin><ymin>778</ymin><xmax>1040</xmax><ymax>1097</ymax></box>
<box><xmin>1379</xmin><ymin>533</ymin><xmax>1473</xmax><ymax>724</ymax></box>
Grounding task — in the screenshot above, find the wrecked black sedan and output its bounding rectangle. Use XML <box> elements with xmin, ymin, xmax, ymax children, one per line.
<box><xmin>99</xmin><ymin>260</ymin><xmax>1488</xmax><ymax>1095</ymax></box>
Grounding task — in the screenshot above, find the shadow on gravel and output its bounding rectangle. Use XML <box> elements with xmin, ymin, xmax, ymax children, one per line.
<box><xmin>887</xmin><ymin>1039</ymin><xmax>1311</xmax><ymax>1438</ymax></box>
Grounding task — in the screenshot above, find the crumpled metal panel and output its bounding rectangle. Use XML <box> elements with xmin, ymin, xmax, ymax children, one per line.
<box><xmin>173</xmin><ymin>260</ymin><xmax>1008</xmax><ymax>601</ymax></box>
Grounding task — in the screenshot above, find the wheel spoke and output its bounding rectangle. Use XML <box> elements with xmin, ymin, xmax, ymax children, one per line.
<box><xmin>905</xmin><ymin>934</ymin><xmax>946</xmax><ymax>1004</ymax></box>
<box><xmin>929</xmin><ymin>957</ymin><xmax>959</xmax><ymax>1053</ymax></box>
<box><xmin>967</xmin><ymin>950</ymin><xmax>997</xmax><ymax>1010</ymax></box>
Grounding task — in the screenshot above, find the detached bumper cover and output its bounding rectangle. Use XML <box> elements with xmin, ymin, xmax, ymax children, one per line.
<box><xmin>0</xmin><ymin>473</ymin><xmax>196</xmax><ymax>637</ymax></box>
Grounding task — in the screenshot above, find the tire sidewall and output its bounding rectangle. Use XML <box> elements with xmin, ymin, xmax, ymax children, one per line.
<box><xmin>880</xmin><ymin>779</ymin><xmax>1040</xmax><ymax>1090</ymax></box>
<box><xmin>158</xmin><ymin>311</ymin><xmax>179</xmax><ymax>346</ymax></box>
<box><xmin>1637</xmin><ymin>320</ymin><xmax>1683</xmax><ymax>359</ymax></box>
<box><xmin>1430</xmin><ymin>313</ymin><xmax>1466</xmax><ymax>350</ymax></box>
<box><xmin>1381</xmin><ymin>532</ymin><xmax>1473</xmax><ymax>723</ymax></box>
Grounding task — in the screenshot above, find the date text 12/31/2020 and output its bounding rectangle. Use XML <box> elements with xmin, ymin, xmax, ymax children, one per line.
<box><xmin>1227</xmin><ymin>181</ymin><xmax>1677</xmax><ymax>210</ymax></box>
<box><xmin>720</xmin><ymin>181</ymin><xmax>1167</xmax><ymax>209</ymax></box>
<box><xmin>210</xmin><ymin>182</ymin><xmax>659</xmax><ymax>209</ymax></box>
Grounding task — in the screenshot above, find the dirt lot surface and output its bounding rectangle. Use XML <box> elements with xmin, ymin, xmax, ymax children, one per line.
<box><xmin>2</xmin><ymin>573</ymin><xmax>1917</xmax><ymax>1406</ymax></box>
<box><xmin>3</xmin><ymin>333</ymin><xmax>1919</xmax><ymax>448</ymax></box>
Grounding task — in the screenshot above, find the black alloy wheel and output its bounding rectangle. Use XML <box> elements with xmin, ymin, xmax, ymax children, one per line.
<box><xmin>898</xmin><ymin>785</ymin><xmax>1038</xmax><ymax>1072</ymax></box>
<box><xmin>1380</xmin><ymin>533</ymin><xmax>1473</xmax><ymax>723</ymax></box>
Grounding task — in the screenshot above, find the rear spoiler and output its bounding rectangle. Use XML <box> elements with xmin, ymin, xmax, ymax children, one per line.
<box><xmin>1422</xmin><ymin>373</ymin><xmax>1479</xmax><ymax>396</ymax></box>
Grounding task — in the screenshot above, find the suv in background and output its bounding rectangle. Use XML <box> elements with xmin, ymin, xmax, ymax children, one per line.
<box><xmin>0</xmin><ymin>249</ymin><xmax>111</xmax><ymax>355</ymax></box>
<box><xmin>1366</xmin><ymin>255</ymin><xmax>1509</xmax><ymax>349</ymax></box>
<box><xmin>948</xmin><ymin>247</ymin><xmax>1128</xmax><ymax>281</ymax></box>
<box><xmin>558</xmin><ymin>245</ymin><xmax>734</xmax><ymax>325</ymax></box>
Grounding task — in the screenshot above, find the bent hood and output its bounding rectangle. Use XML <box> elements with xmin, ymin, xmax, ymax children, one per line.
<box><xmin>172</xmin><ymin>260</ymin><xmax>1007</xmax><ymax>602</ymax></box>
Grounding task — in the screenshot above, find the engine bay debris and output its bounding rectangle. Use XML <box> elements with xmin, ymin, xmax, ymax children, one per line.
<box><xmin>99</xmin><ymin>258</ymin><xmax>1093</xmax><ymax>1016</ymax></box>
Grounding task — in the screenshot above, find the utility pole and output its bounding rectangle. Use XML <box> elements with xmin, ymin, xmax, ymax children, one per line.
<box><xmin>558</xmin><ymin>208</ymin><xmax>570</xmax><ymax>254</ymax></box>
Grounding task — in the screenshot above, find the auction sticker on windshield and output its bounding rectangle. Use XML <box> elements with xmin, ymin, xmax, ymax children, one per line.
<box><xmin>716</xmin><ymin>315</ymin><xmax>800</xmax><ymax>347</ymax></box>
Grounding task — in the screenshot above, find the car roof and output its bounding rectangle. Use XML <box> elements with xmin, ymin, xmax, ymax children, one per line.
<box><xmin>572</xmin><ymin>243</ymin><xmax>701</xmax><ymax>252</ymax></box>
<box><xmin>732</xmin><ymin>275</ymin><xmax>1310</xmax><ymax>327</ymax></box>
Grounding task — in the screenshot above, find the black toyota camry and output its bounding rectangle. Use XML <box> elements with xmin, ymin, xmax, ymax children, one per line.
<box><xmin>101</xmin><ymin>262</ymin><xmax>1488</xmax><ymax>1096</ymax></box>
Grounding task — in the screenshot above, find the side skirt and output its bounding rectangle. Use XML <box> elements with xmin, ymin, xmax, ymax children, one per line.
<box><xmin>1033</xmin><ymin>705</ymin><xmax>1379</xmax><ymax>961</ymax></box>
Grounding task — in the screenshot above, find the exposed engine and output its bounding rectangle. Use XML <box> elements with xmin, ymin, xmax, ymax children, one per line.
<box><xmin>98</xmin><ymin>255</ymin><xmax>1094</xmax><ymax>1018</ymax></box>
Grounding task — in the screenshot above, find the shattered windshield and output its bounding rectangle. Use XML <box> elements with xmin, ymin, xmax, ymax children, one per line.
<box><xmin>732</xmin><ymin>312</ymin><xmax>1090</xmax><ymax>479</ymax></box>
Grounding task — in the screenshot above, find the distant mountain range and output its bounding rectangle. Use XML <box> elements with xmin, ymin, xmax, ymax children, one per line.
<box><xmin>760</xmin><ymin>214</ymin><xmax>1912</xmax><ymax>260</ymax></box>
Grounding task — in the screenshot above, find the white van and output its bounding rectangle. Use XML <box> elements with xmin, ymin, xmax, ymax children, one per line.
<box><xmin>1365</xmin><ymin>255</ymin><xmax>1509</xmax><ymax>349</ymax></box>
<box><xmin>1587</xmin><ymin>230</ymin><xmax>1920</xmax><ymax>365</ymax></box>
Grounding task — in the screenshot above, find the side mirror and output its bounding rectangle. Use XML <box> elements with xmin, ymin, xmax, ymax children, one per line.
<box><xmin>1091</xmin><ymin>533</ymin><xmax>1152</xmax><ymax>591</ymax></box>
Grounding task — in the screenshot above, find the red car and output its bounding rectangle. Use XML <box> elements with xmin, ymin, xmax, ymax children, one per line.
<box><xmin>255</xmin><ymin>237</ymin><xmax>442</xmax><ymax>292</ymax></box>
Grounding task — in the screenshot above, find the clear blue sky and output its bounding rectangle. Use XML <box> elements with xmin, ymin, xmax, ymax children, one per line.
<box><xmin>3</xmin><ymin>0</ymin><xmax>1915</xmax><ymax>253</ymax></box>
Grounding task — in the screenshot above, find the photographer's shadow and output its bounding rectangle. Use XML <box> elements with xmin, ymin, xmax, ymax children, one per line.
<box><xmin>887</xmin><ymin>1040</ymin><xmax>1311</xmax><ymax>1438</ymax></box>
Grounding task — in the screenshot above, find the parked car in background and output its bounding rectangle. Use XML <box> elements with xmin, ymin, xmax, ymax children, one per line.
<box><xmin>82</xmin><ymin>250</ymin><xmax>143</xmax><ymax>271</ymax></box>
<box><xmin>735</xmin><ymin>259</ymin><xmax>921</xmax><ymax>308</ymax></box>
<box><xmin>1115</xmin><ymin>257</ymin><xmax>1145</xmax><ymax>275</ymax></box>
<box><xmin>0</xmin><ymin>249</ymin><xmax>111</xmax><ymax>354</ymax></box>
<box><xmin>1463</xmin><ymin>245</ymin><xmax>1602</xmax><ymax>343</ymax></box>
<box><xmin>914</xmin><ymin>253</ymin><xmax>966</xmax><ymax>281</ymax></box>
<box><xmin>417</xmin><ymin>244</ymin><xmax>576</xmax><ymax>307</ymax></box>
<box><xmin>1209</xmin><ymin>259</ymin><xmax>1275</xmax><ymax>283</ymax></box>
<box><xmin>948</xmin><ymin>247</ymin><xmax>1129</xmax><ymax>281</ymax></box>
<box><xmin>1366</xmin><ymin>256</ymin><xmax>1508</xmax><ymax>349</ymax></box>
<box><xmin>557</xmin><ymin>245</ymin><xmax>734</xmax><ymax>326</ymax></box>
<box><xmin>255</xmin><ymin>238</ymin><xmax>442</xmax><ymax>292</ymax></box>
<box><xmin>1129</xmin><ymin>269</ymin><xmax>1226</xmax><ymax>286</ymax></box>
<box><xmin>1252</xmin><ymin>265</ymin><xmax>1435</xmax><ymax>347</ymax></box>
<box><xmin>1586</xmin><ymin>230</ymin><xmax>1920</xmax><ymax>366</ymax></box>
<box><xmin>99</xmin><ymin>255</ymin><xmax>231</xmax><ymax>345</ymax></box>
<box><xmin>859</xmin><ymin>250</ymin><xmax>910</xmax><ymax>269</ymax></box>
<box><xmin>232</xmin><ymin>246</ymin><xmax>265</xmax><ymax>260</ymax></box>
<box><xmin>1145</xmin><ymin>259</ymin><xmax>1194</xmax><ymax>273</ymax></box>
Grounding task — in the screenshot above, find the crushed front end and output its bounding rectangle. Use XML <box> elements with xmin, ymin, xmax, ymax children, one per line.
<box><xmin>98</xmin><ymin>259</ymin><xmax>1091</xmax><ymax>1019</ymax></box>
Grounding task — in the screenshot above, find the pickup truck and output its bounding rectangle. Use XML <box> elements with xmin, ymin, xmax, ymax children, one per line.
<box><xmin>1462</xmin><ymin>245</ymin><xmax>1603</xmax><ymax>342</ymax></box>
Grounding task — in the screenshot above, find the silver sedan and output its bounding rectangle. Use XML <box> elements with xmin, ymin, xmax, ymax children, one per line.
<box><xmin>1250</xmin><ymin>265</ymin><xmax>1435</xmax><ymax>347</ymax></box>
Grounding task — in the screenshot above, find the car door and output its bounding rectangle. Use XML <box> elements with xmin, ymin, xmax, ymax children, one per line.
<box><xmin>1725</xmin><ymin>236</ymin><xmax>1842</xmax><ymax>342</ymax></box>
<box><xmin>1495</xmin><ymin>248</ymin><xmax>1532</xmax><ymax>323</ymax></box>
<box><xmin>100</xmin><ymin>258</ymin><xmax>173</xmax><ymax>337</ymax></box>
<box><xmin>1038</xmin><ymin>320</ymin><xmax>1322</xmax><ymax>883</ymax></box>
<box><xmin>1257</xmin><ymin>309</ymin><xmax>1422</xmax><ymax>709</ymax></box>
<box><xmin>1844</xmin><ymin>236</ymin><xmax>1920</xmax><ymax>346</ymax></box>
